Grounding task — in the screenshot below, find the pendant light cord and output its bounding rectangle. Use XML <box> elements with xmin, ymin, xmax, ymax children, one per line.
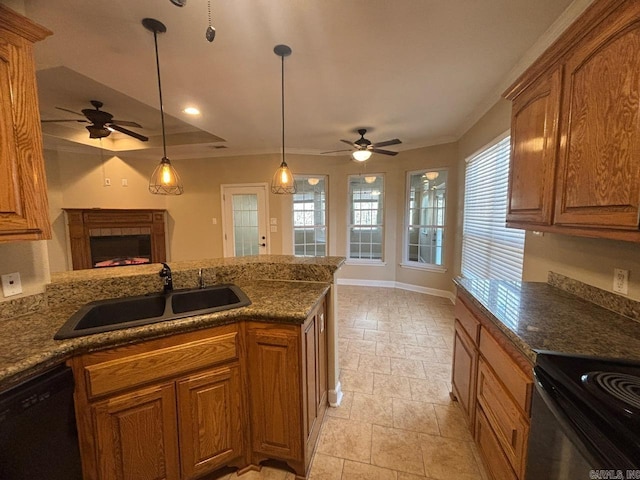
<box><xmin>281</xmin><ymin>53</ymin><xmax>285</xmax><ymax>165</ymax></box>
<box><xmin>153</xmin><ymin>30</ymin><xmax>168</xmax><ymax>159</ymax></box>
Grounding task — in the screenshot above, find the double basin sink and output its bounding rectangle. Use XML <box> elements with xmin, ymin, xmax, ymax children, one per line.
<box><xmin>54</xmin><ymin>284</ymin><xmax>251</xmax><ymax>339</ymax></box>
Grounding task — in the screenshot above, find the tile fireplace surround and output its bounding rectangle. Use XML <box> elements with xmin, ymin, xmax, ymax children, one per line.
<box><xmin>63</xmin><ymin>208</ymin><xmax>167</xmax><ymax>270</ymax></box>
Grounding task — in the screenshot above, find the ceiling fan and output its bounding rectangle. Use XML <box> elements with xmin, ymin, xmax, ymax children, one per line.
<box><xmin>41</xmin><ymin>100</ymin><xmax>149</xmax><ymax>142</ymax></box>
<box><xmin>322</xmin><ymin>128</ymin><xmax>401</xmax><ymax>161</ymax></box>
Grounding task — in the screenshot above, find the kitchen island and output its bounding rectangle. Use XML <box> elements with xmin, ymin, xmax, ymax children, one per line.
<box><xmin>0</xmin><ymin>255</ymin><xmax>344</xmax><ymax>480</ymax></box>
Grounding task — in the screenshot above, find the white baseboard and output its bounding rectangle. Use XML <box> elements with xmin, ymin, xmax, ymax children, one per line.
<box><xmin>337</xmin><ymin>278</ymin><xmax>455</xmax><ymax>303</ymax></box>
<box><xmin>328</xmin><ymin>381</ymin><xmax>343</xmax><ymax>407</ymax></box>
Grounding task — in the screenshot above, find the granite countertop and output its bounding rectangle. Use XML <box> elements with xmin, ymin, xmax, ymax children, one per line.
<box><xmin>454</xmin><ymin>278</ymin><xmax>640</xmax><ymax>364</ymax></box>
<box><xmin>0</xmin><ymin>279</ymin><xmax>330</xmax><ymax>389</ymax></box>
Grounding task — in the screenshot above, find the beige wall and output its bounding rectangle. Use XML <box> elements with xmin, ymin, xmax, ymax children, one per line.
<box><xmin>42</xmin><ymin>146</ymin><xmax>459</xmax><ymax>292</ymax></box>
<box><xmin>0</xmin><ymin>142</ymin><xmax>462</xmax><ymax>302</ymax></box>
<box><xmin>456</xmin><ymin>100</ymin><xmax>640</xmax><ymax>301</ymax></box>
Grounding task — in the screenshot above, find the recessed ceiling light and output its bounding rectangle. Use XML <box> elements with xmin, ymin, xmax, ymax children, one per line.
<box><xmin>183</xmin><ymin>106</ymin><xmax>200</xmax><ymax>115</ymax></box>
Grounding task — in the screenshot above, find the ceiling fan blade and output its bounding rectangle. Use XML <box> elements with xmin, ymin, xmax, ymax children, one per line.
<box><xmin>111</xmin><ymin>119</ymin><xmax>143</xmax><ymax>128</ymax></box>
<box><xmin>340</xmin><ymin>139</ymin><xmax>357</xmax><ymax>147</ymax></box>
<box><xmin>321</xmin><ymin>149</ymin><xmax>352</xmax><ymax>154</ymax></box>
<box><xmin>371</xmin><ymin>148</ymin><xmax>398</xmax><ymax>156</ymax></box>
<box><xmin>108</xmin><ymin>124</ymin><xmax>149</xmax><ymax>142</ymax></box>
<box><xmin>55</xmin><ymin>106</ymin><xmax>84</xmax><ymax>116</ymax></box>
<box><xmin>372</xmin><ymin>138</ymin><xmax>401</xmax><ymax>148</ymax></box>
<box><xmin>41</xmin><ymin>119</ymin><xmax>88</xmax><ymax>123</ymax></box>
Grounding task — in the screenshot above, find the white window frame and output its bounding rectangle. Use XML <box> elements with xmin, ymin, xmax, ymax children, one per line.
<box><xmin>292</xmin><ymin>175</ymin><xmax>328</xmax><ymax>257</ymax></box>
<box><xmin>346</xmin><ymin>174</ymin><xmax>385</xmax><ymax>265</ymax></box>
<box><xmin>401</xmin><ymin>168</ymin><xmax>448</xmax><ymax>273</ymax></box>
<box><xmin>461</xmin><ymin>131</ymin><xmax>525</xmax><ymax>281</ymax></box>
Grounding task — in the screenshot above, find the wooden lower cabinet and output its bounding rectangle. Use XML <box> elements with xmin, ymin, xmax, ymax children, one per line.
<box><xmin>247</xmin><ymin>299</ymin><xmax>328</xmax><ymax>479</ymax></box>
<box><xmin>451</xmin><ymin>320</ymin><xmax>478</xmax><ymax>431</ymax></box>
<box><xmin>247</xmin><ymin>325</ymin><xmax>302</xmax><ymax>464</ymax></box>
<box><xmin>71</xmin><ymin>324</ymin><xmax>248</xmax><ymax>480</ymax></box>
<box><xmin>92</xmin><ymin>383</ymin><xmax>180</xmax><ymax>480</ymax></box>
<box><xmin>71</xmin><ymin>298</ymin><xmax>328</xmax><ymax>480</ymax></box>
<box><xmin>475</xmin><ymin>407</ymin><xmax>518</xmax><ymax>480</ymax></box>
<box><xmin>177</xmin><ymin>365</ymin><xmax>244</xmax><ymax>480</ymax></box>
<box><xmin>451</xmin><ymin>292</ymin><xmax>533</xmax><ymax>480</ymax></box>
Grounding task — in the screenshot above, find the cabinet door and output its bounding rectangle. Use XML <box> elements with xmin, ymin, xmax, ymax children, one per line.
<box><xmin>0</xmin><ymin>14</ymin><xmax>51</xmax><ymax>241</ymax></box>
<box><xmin>451</xmin><ymin>320</ymin><xmax>478</xmax><ymax>431</ymax></box>
<box><xmin>303</xmin><ymin>314</ymin><xmax>319</xmax><ymax>443</ymax></box>
<box><xmin>554</xmin><ymin>3</ymin><xmax>640</xmax><ymax>229</ymax></box>
<box><xmin>177</xmin><ymin>364</ymin><xmax>244</xmax><ymax>480</ymax></box>
<box><xmin>247</xmin><ymin>325</ymin><xmax>302</xmax><ymax>461</ymax></box>
<box><xmin>507</xmin><ymin>67</ymin><xmax>562</xmax><ymax>226</ymax></box>
<box><xmin>475</xmin><ymin>407</ymin><xmax>518</xmax><ymax>480</ymax></box>
<box><xmin>92</xmin><ymin>383</ymin><xmax>180</xmax><ymax>480</ymax></box>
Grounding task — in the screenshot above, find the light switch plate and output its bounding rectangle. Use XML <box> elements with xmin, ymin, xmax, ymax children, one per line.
<box><xmin>1</xmin><ymin>272</ymin><xmax>22</xmax><ymax>297</ymax></box>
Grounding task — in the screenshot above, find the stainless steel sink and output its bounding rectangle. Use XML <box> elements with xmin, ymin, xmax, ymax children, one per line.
<box><xmin>54</xmin><ymin>285</ymin><xmax>251</xmax><ymax>339</ymax></box>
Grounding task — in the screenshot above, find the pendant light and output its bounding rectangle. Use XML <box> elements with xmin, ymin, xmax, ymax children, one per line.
<box><xmin>271</xmin><ymin>44</ymin><xmax>296</xmax><ymax>195</ymax></box>
<box><xmin>143</xmin><ymin>18</ymin><xmax>184</xmax><ymax>195</ymax></box>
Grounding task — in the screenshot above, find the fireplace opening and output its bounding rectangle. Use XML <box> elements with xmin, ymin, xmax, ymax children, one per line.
<box><xmin>90</xmin><ymin>234</ymin><xmax>152</xmax><ymax>268</ymax></box>
<box><xmin>64</xmin><ymin>209</ymin><xmax>167</xmax><ymax>270</ymax></box>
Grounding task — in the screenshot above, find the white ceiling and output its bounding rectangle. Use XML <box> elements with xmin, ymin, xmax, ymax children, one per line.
<box><xmin>21</xmin><ymin>0</ymin><xmax>578</xmax><ymax>159</ymax></box>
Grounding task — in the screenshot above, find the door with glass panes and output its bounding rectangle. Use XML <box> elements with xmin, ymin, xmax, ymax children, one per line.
<box><xmin>221</xmin><ymin>184</ymin><xmax>269</xmax><ymax>257</ymax></box>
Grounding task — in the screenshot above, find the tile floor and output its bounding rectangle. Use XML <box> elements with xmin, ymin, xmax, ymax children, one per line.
<box><xmin>214</xmin><ymin>286</ymin><xmax>490</xmax><ymax>480</ymax></box>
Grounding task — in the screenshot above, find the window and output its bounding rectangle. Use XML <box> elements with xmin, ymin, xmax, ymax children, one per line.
<box><xmin>348</xmin><ymin>175</ymin><xmax>384</xmax><ymax>261</ymax></box>
<box><xmin>462</xmin><ymin>134</ymin><xmax>525</xmax><ymax>281</ymax></box>
<box><xmin>403</xmin><ymin>169</ymin><xmax>447</xmax><ymax>269</ymax></box>
<box><xmin>293</xmin><ymin>176</ymin><xmax>326</xmax><ymax>256</ymax></box>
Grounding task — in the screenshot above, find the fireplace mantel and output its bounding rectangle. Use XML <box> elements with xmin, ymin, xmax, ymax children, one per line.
<box><xmin>63</xmin><ymin>209</ymin><xmax>167</xmax><ymax>270</ymax></box>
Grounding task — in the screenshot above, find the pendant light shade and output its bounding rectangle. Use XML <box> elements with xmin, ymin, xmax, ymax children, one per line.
<box><xmin>271</xmin><ymin>44</ymin><xmax>296</xmax><ymax>195</ymax></box>
<box><xmin>149</xmin><ymin>157</ymin><xmax>183</xmax><ymax>195</ymax></box>
<box><xmin>143</xmin><ymin>18</ymin><xmax>184</xmax><ymax>195</ymax></box>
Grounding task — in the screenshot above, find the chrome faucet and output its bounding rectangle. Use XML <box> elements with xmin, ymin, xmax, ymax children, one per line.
<box><xmin>159</xmin><ymin>263</ymin><xmax>173</xmax><ymax>293</ymax></box>
<box><xmin>198</xmin><ymin>268</ymin><xmax>206</xmax><ymax>289</ymax></box>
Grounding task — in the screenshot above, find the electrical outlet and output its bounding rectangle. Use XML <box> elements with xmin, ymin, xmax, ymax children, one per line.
<box><xmin>121</xmin><ymin>178</ymin><xmax>128</xmax><ymax>187</ymax></box>
<box><xmin>1</xmin><ymin>272</ymin><xmax>22</xmax><ymax>297</ymax></box>
<box><xmin>613</xmin><ymin>268</ymin><xmax>629</xmax><ymax>295</ymax></box>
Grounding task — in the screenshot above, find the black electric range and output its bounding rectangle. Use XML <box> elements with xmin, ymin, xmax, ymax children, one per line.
<box><xmin>526</xmin><ymin>351</ymin><xmax>640</xmax><ymax>478</ymax></box>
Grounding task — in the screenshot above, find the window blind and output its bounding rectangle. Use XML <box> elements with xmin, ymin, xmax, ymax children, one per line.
<box><xmin>461</xmin><ymin>135</ymin><xmax>525</xmax><ymax>281</ymax></box>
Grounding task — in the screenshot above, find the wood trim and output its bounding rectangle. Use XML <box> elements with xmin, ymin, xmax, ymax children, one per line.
<box><xmin>503</xmin><ymin>0</ymin><xmax>623</xmax><ymax>99</ymax></box>
<box><xmin>0</xmin><ymin>4</ymin><xmax>52</xmax><ymax>43</ymax></box>
<box><xmin>63</xmin><ymin>208</ymin><xmax>167</xmax><ymax>270</ymax></box>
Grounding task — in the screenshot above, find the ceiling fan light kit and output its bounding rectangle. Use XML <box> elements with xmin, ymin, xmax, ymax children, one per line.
<box><xmin>326</xmin><ymin>128</ymin><xmax>402</xmax><ymax>161</ymax></box>
<box><xmin>271</xmin><ymin>44</ymin><xmax>296</xmax><ymax>195</ymax></box>
<box><xmin>143</xmin><ymin>17</ymin><xmax>184</xmax><ymax>195</ymax></box>
<box><xmin>352</xmin><ymin>150</ymin><xmax>372</xmax><ymax>162</ymax></box>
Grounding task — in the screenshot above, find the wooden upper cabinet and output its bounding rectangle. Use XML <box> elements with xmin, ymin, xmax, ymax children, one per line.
<box><xmin>506</xmin><ymin>67</ymin><xmax>562</xmax><ymax>226</ymax></box>
<box><xmin>504</xmin><ymin>0</ymin><xmax>640</xmax><ymax>241</ymax></box>
<box><xmin>0</xmin><ymin>6</ymin><xmax>52</xmax><ymax>241</ymax></box>
<box><xmin>554</xmin><ymin>3</ymin><xmax>640</xmax><ymax>229</ymax></box>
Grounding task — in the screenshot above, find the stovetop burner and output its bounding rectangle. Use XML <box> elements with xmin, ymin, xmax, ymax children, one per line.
<box><xmin>581</xmin><ymin>371</ymin><xmax>640</xmax><ymax>417</ymax></box>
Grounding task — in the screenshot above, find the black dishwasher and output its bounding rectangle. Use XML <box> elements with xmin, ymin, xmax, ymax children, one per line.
<box><xmin>0</xmin><ymin>365</ymin><xmax>83</xmax><ymax>480</ymax></box>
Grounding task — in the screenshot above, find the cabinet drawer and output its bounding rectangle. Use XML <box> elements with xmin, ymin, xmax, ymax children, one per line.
<box><xmin>454</xmin><ymin>298</ymin><xmax>480</xmax><ymax>344</ymax></box>
<box><xmin>85</xmin><ymin>332</ymin><xmax>238</xmax><ymax>398</ymax></box>
<box><xmin>477</xmin><ymin>358</ymin><xmax>529</xmax><ymax>477</ymax></box>
<box><xmin>479</xmin><ymin>328</ymin><xmax>532</xmax><ymax>413</ymax></box>
<box><xmin>475</xmin><ymin>407</ymin><xmax>518</xmax><ymax>480</ymax></box>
